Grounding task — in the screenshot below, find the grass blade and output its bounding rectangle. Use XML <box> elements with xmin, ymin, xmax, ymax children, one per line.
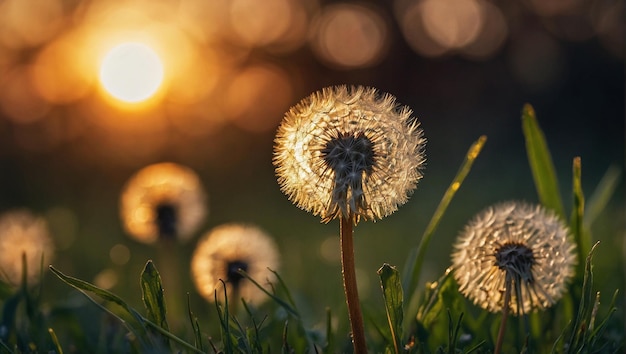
<box><xmin>0</xmin><ymin>339</ymin><xmax>11</xmax><ymax>352</ymax></box>
<box><xmin>567</xmin><ymin>241</ymin><xmax>599</xmax><ymax>350</ymax></box>
<box><xmin>521</xmin><ymin>103</ymin><xmax>565</xmax><ymax>218</ymax></box>
<box><xmin>50</xmin><ymin>265</ymin><xmax>202</xmax><ymax>353</ymax></box>
<box><xmin>447</xmin><ymin>311</ymin><xmax>463</xmax><ymax>354</ymax></box>
<box><xmin>403</xmin><ymin>135</ymin><xmax>487</xmax><ymax>296</ymax></box>
<box><xmin>378</xmin><ymin>263</ymin><xmax>404</xmax><ymax>354</ymax></box>
<box><xmin>49</xmin><ymin>265</ymin><xmax>147</xmax><ymax>341</ymax></box>
<box><xmin>584</xmin><ymin>165</ymin><xmax>621</xmax><ymax>227</ymax></box>
<box><xmin>238</xmin><ymin>269</ymin><xmax>300</xmax><ymax>319</ymax></box>
<box><xmin>48</xmin><ymin>328</ymin><xmax>63</xmax><ymax>354</ymax></box>
<box><xmin>140</xmin><ymin>260</ymin><xmax>169</xmax><ymax>332</ymax></box>
<box><xmin>570</xmin><ymin>157</ymin><xmax>590</xmax><ymax>272</ymax></box>
<box><xmin>187</xmin><ymin>293</ymin><xmax>204</xmax><ymax>351</ymax></box>
<box><xmin>282</xmin><ymin>321</ymin><xmax>291</xmax><ymax>354</ymax></box>
<box><xmin>241</xmin><ymin>300</ymin><xmax>265</xmax><ymax>353</ymax></box>
<box><xmin>324</xmin><ymin>307</ymin><xmax>335</xmax><ymax>354</ymax></box>
<box><xmin>269</xmin><ymin>269</ymin><xmax>299</xmax><ymax>309</ymax></box>
<box><xmin>215</xmin><ymin>281</ymin><xmax>237</xmax><ymax>354</ymax></box>
<box><xmin>141</xmin><ymin>319</ymin><xmax>205</xmax><ymax>354</ymax></box>
<box><xmin>589</xmin><ymin>290</ymin><xmax>619</xmax><ymax>348</ymax></box>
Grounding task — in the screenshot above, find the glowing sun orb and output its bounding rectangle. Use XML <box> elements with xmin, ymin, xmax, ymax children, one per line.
<box><xmin>99</xmin><ymin>42</ymin><xmax>164</xmax><ymax>103</ymax></box>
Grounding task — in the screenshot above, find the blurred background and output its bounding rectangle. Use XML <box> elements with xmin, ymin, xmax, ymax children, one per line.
<box><xmin>0</xmin><ymin>0</ymin><xmax>623</xmax><ymax>331</ymax></box>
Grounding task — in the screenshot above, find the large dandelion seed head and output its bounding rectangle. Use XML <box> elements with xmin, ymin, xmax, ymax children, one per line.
<box><xmin>273</xmin><ymin>85</ymin><xmax>426</xmax><ymax>223</ymax></box>
<box><xmin>191</xmin><ymin>223</ymin><xmax>280</xmax><ymax>306</ymax></box>
<box><xmin>120</xmin><ymin>162</ymin><xmax>207</xmax><ymax>244</ymax></box>
<box><xmin>451</xmin><ymin>201</ymin><xmax>577</xmax><ymax>315</ymax></box>
<box><xmin>0</xmin><ymin>210</ymin><xmax>55</xmax><ymax>286</ymax></box>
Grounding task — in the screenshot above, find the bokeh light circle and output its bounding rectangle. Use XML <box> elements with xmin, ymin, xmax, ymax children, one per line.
<box><xmin>421</xmin><ymin>0</ymin><xmax>483</xmax><ymax>50</ymax></box>
<box><xmin>310</xmin><ymin>3</ymin><xmax>389</xmax><ymax>69</ymax></box>
<box><xmin>99</xmin><ymin>42</ymin><xmax>164</xmax><ymax>103</ymax></box>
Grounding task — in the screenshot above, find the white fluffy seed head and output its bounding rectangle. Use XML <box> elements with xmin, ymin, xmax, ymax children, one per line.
<box><xmin>0</xmin><ymin>210</ymin><xmax>55</xmax><ymax>287</ymax></box>
<box><xmin>451</xmin><ymin>201</ymin><xmax>577</xmax><ymax>315</ymax></box>
<box><xmin>190</xmin><ymin>223</ymin><xmax>280</xmax><ymax>306</ymax></box>
<box><xmin>273</xmin><ymin>85</ymin><xmax>426</xmax><ymax>223</ymax></box>
<box><xmin>120</xmin><ymin>162</ymin><xmax>207</xmax><ymax>244</ymax></box>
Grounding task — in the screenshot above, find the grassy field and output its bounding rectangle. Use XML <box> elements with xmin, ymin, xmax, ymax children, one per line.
<box><xmin>0</xmin><ymin>102</ymin><xmax>622</xmax><ymax>353</ymax></box>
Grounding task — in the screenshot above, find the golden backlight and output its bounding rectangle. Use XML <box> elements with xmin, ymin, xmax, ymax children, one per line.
<box><xmin>98</xmin><ymin>42</ymin><xmax>164</xmax><ymax>103</ymax></box>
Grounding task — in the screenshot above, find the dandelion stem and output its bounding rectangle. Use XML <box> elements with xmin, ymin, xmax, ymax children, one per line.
<box><xmin>229</xmin><ymin>284</ymin><xmax>241</xmax><ymax>313</ymax></box>
<box><xmin>340</xmin><ymin>215</ymin><xmax>367</xmax><ymax>353</ymax></box>
<box><xmin>495</xmin><ymin>274</ymin><xmax>513</xmax><ymax>354</ymax></box>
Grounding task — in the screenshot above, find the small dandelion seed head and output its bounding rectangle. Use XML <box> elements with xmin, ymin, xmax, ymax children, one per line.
<box><xmin>0</xmin><ymin>210</ymin><xmax>55</xmax><ymax>286</ymax></box>
<box><xmin>273</xmin><ymin>85</ymin><xmax>426</xmax><ymax>223</ymax></box>
<box><xmin>119</xmin><ymin>162</ymin><xmax>207</xmax><ymax>244</ymax></box>
<box><xmin>190</xmin><ymin>223</ymin><xmax>280</xmax><ymax>306</ymax></box>
<box><xmin>451</xmin><ymin>201</ymin><xmax>577</xmax><ymax>315</ymax></box>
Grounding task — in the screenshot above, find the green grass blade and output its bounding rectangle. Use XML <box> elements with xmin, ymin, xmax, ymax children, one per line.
<box><xmin>140</xmin><ymin>318</ymin><xmax>205</xmax><ymax>354</ymax></box>
<box><xmin>466</xmin><ymin>340</ymin><xmax>486</xmax><ymax>353</ymax></box>
<box><xmin>50</xmin><ymin>266</ymin><xmax>132</xmax><ymax>311</ymax></box>
<box><xmin>241</xmin><ymin>300</ymin><xmax>264</xmax><ymax>353</ymax></box>
<box><xmin>447</xmin><ymin>311</ymin><xmax>463</xmax><ymax>354</ymax></box>
<box><xmin>589</xmin><ymin>290</ymin><xmax>619</xmax><ymax>348</ymax></box>
<box><xmin>48</xmin><ymin>328</ymin><xmax>64</xmax><ymax>354</ymax></box>
<box><xmin>0</xmin><ymin>339</ymin><xmax>12</xmax><ymax>352</ymax></box>
<box><xmin>140</xmin><ymin>260</ymin><xmax>169</xmax><ymax>332</ymax></box>
<box><xmin>521</xmin><ymin>103</ymin><xmax>565</xmax><ymax>218</ymax></box>
<box><xmin>567</xmin><ymin>241</ymin><xmax>599</xmax><ymax>350</ymax></box>
<box><xmin>269</xmin><ymin>268</ymin><xmax>299</xmax><ymax>310</ymax></box>
<box><xmin>215</xmin><ymin>284</ymin><xmax>235</xmax><ymax>354</ymax></box>
<box><xmin>416</xmin><ymin>269</ymin><xmax>453</xmax><ymax>323</ymax></box>
<box><xmin>570</xmin><ymin>157</ymin><xmax>589</xmax><ymax>271</ymax></box>
<box><xmin>281</xmin><ymin>321</ymin><xmax>291</xmax><ymax>354</ymax></box>
<box><xmin>238</xmin><ymin>269</ymin><xmax>300</xmax><ymax>319</ymax></box>
<box><xmin>231</xmin><ymin>315</ymin><xmax>253</xmax><ymax>354</ymax></box>
<box><xmin>49</xmin><ymin>266</ymin><xmax>147</xmax><ymax>336</ymax></box>
<box><xmin>50</xmin><ymin>265</ymin><xmax>204</xmax><ymax>353</ymax></box>
<box><xmin>403</xmin><ymin>135</ymin><xmax>487</xmax><ymax>296</ymax></box>
<box><xmin>187</xmin><ymin>293</ymin><xmax>204</xmax><ymax>351</ymax></box>
<box><xmin>378</xmin><ymin>263</ymin><xmax>404</xmax><ymax>354</ymax></box>
<box><xmin>49</xmin><ymin>267</ymin><xmax>151</xmax><ymax>350</ymax></box>
<box><xmin>324</xmin><ymin>307</ymin><xmax>335</xmax><ymax>354</ymax></box>
<box><xmin>584</xmin><ymin>165</ymin><xmax>621</xmax><ymax>227</ymax></box>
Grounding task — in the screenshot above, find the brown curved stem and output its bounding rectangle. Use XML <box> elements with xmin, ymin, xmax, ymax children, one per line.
<box><xmin>495</xmin><ymin>273</ymin><xmax>513</xmax><ymax>354</ymax></box>
<box><xmin>340</xmin><ymin>215</ymin><xmax>367</xmax><ymax>353</ymax></box>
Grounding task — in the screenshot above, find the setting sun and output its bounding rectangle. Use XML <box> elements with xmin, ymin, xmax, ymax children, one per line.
<box><xmin>99</xmin><ymin>42</ymin><xmax>164</xmax><ymax>103</ymax></box>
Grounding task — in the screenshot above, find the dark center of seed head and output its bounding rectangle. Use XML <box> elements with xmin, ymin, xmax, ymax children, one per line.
<box><xmin>155</xmin><ymin>203</ymin><xmax>177</xmax><ymax>240</ymax></box>
<box><xmin>321</xmin><ymin>132</ymin><xmax>375</xmax><ymax>175</ymax></box>
<box><xmin>227</xmin><ymin>260</ymin><xmax>249</xmax><ymax>287</ymax></box>
<box><xmin>495</xmin><ymin>242</ymin><xmax>536</xmax><ymax>283</ymax></box>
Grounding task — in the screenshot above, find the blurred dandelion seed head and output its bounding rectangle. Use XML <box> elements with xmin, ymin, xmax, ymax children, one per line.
<box><xmin>273</xmin><ymin>85</ymin><xmax>426</xmax><ymax>223</ymax></box>
<box><xmin>451</xmin><ymin>201</ymin><xmax>577</xmax><ymax>315</ymax></box>
<box><xmin>120</xmin><ymin>162</ymin><xmax>207</xmax><ymax>244</ymax></box>
<box><xmin>191</xmin><ymin>223</ymin><xmax>279</xmax><ymax>306</ymax></box>
<box><xmin>0</xmin><ymin>210</ymin><xmax>55</xmax><ymax>286</ymax></box>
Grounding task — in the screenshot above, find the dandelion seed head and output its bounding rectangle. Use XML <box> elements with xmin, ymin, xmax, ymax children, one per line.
<box><xmin>0</xmin><ymin>210</ymin><xmax>55</xmax><ymax>286</ymax></box>
<box><xmin>273</xmin><ymin>85</ymin><xmax>426</xmax><ymax>223</ymax></box>
<box><xmin>190</xmin><ymin>223</ymin><xmax>279</xmax><ymax>306</ymax></box>
<box><xmin>120</xmin><ymin>162</ymin><xmax>207</xmax><ymax>244</ymax></box>
<box><xmin>451</xmin><ymin>201</ymin><xmax>577</xmax><ymax>315</ymax></box>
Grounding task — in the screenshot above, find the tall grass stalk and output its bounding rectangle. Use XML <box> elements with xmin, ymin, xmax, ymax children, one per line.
<box><xmin>403</xmin><ymin>135</ymin><xmax>487</xmax><ymax>325</ymax></box>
